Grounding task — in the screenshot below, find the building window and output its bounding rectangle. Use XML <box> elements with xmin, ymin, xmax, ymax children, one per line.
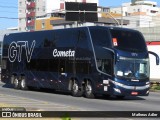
<box><xmin>42</xmin><ymin>22</ymin><xmax>45</xmax><ymax>29</ymax></box>
<box><xmin>19</xmin><ymin>1</ymin><xmax>22</xmax><ymax>6</ymax></box>
<box><xmin>125</xmin><ymin>12</ymin><xmax>128</xmax><ymax>16</ymax></box>
<box><xmin>19</xmin><ymin>9</ymin><xmax>22</xmax><ymax>13</ymax></box>
<box><xmin>43</xmin><ymin>6</ymin><xmax>45</xmax><ymax>12</ymax></box>
<box><xmin>19</xmin><ymin>18</ymin><xmax>22</xmax><ymax>23</ymax></box>
<box><xmin>103</xmin><ymin>8</ymin><xmax>109</xmax><ymax>12</ymax></box>
<box><xmin>60</xmin><ymin>3</ymin><xmax>64</xmax><ymax>9</ymax></box>
<box><xmin>136</xmin><ymin>20</ymin><xmax>140</xmax><ymax>27</ymax></box>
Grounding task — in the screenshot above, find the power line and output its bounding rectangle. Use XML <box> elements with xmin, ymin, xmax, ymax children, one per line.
<box><xmin>0</xmin><ymin>5</ymin><xmax>17</xmax><ymax>9</ymax></box>
<box><xmin>0</xmin><ymin>17</ymin><xmax>18</xmax><ymax>19</ymax></box>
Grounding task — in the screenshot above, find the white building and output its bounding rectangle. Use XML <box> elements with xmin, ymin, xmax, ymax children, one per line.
<box><xmin>46</xmin><ymin>0</ymin><xmax>98</xmax><ymax>13</ymax></box>
<box><xmin>110</xmin><ymin>0</ymin><xmax>160</xmax><ymax>28</ymax></box>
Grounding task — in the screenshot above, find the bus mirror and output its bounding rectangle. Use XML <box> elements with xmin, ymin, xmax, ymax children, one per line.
<box><xmin>148</xmin><ymin>51</ymin><xmax>159</xmax><ymax>65</ymax></box>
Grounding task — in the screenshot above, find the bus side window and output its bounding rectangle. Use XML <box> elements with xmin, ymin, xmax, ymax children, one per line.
<box><xmin>43</xmin><ymin>38</ymin><xmax>56</xmax><ymax>48</ymax></box>
<box><xmin>76</xmin><ymin>30</ymin><xmax>88</xmax><ymax>49</ymax></box>
<box><xmin>90</xmin><ymin>28</ymin><xmax>111</xmax><ymax>48</ymax></box>
<box><xmin>98</xmin><ymin>59</ymin><xmax>112</xmax><ymax>75</ymax></box>
<box><xmin>56</xmin><ymin>29</ymin><xmax>76</xmax><ymax>47</ymax></box>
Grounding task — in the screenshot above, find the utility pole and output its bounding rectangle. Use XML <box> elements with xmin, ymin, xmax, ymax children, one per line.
<box><xmin>121</xmin><ymin>5</ymin><xmax>123</xmax><ymax>28</ymax></box>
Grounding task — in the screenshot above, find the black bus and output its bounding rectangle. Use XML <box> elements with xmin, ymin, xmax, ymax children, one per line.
<box><xmin>1</xmin><ymin>26</ymin><xmax>159</xmax><ymax>98</ymax></box>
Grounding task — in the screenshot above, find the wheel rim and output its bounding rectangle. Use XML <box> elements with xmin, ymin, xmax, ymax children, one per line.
<box><xmin>14</xmin><ymin>79</ymin><xmax>18</xmax><ymax>87</ymax></box>
<box><xmin>11</xmin><ymin>76</ymin><xmax>14</xmax><ymax>84</ymax></box>
<box><xmin>21</xmin><ymin>79</ymin><xmax>25</xmax><ymax>88</ymax></box>
<box><xmin>72</xmin><ymin>82</ymin><xmax>78</xmax><ymax>93</ymax></box>
<box><xmin>86</xmin><ymin>84</ymin><xmax>92</xmax><ymax>95</ymax></box>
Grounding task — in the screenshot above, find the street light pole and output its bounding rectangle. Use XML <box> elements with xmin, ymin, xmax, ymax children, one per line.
<box><xmin>121</xmin><ymin>5</ymin><xmax>123</xmax><ymax>28</ymax></box>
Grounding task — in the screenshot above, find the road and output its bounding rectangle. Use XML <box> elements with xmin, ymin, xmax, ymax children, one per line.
<box><xmin>0</xmin><ymin>82</ymin><xmax>160</xmax><ymax>112</ymax></box>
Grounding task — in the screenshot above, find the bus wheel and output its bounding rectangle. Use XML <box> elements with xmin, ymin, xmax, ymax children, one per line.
<box><xmin>13</xmin><ymin>77</ymin><xmax>20</xmax><ymax>89</ymax></box>
<box><xmin>20</xmin><ymin>78</ymin><xmax>28</xmax><ymax>90</ymax></box>
<box><xmin>71</xmin><ymin>80</ymin><xmax>83</xmax><ymax>97</ymax></box>
<box><xmin>84</xmin><ymin>81</ymin><xmax>94</xmax><ymax>98</ymax></box>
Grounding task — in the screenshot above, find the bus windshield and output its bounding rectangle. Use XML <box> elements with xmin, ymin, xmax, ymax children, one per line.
<box><xmin>110</xmin><ymin>29</ymin><xmax>147</xmax><ymax>52</ymax></box>
<box><xmin>115</xmin><ymin>57</ymin><xmax>149</xmax><ymax>79</ymax></box>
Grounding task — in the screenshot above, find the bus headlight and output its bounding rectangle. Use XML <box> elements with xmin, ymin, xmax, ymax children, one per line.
<box><xmin>114</xmin><ymin>88</ymin><xmax>121</xmax><ymax>93</ymax></box>
<box><xmin>113</xmin><ymin>81</ymin><xmax>124</xmax><ymax>87</ymax></box>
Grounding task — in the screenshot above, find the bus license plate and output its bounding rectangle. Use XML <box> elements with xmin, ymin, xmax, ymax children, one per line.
<box><xmin>131</xmin><ymin>92</ymin><xmax>138</xmax><ymax>95</ymax></box>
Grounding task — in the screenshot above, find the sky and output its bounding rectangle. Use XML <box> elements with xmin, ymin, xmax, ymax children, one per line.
<box><xmin>0</xmin><ymin>0</ymin><xmax>160</xmax><ymax>30</ymax></box>
<box><xmin>0</xmin><ymin>0</ymin><xmax>18</xmax><ymax>30</ymax></box>
<box><xmin>99</xmin><ymin>0</ymin><xmax>160</xmax><ymax>7</ymax></box>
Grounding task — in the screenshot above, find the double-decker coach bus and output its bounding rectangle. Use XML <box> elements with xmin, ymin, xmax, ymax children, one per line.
<box><xmin>1</xmin><ymin>26</ymin><xmax>159</xmax><ymax>98</ymax></box>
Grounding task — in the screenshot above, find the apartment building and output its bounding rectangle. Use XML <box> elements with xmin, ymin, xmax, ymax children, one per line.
<box><xmin>18</xmin><ymin>0</ymin><xmax>45</xmax><ymax>32</ymax></box>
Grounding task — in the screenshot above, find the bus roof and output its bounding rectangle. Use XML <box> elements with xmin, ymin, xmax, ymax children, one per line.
<box><xmin>4</xmin><ymin>26</ymin><xmax>140</xmax><ymax>36</ymax></box>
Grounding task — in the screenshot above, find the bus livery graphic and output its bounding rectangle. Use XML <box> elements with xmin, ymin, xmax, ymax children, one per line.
<box><xmin>53</xmin><ymin>49</ymin><xmax>75</xmax><ymax>57</ymax></box>
<box><xmin>8</xmin><ymin>40</ymin><xmax>36</xmax><ymax>63</ymax></box>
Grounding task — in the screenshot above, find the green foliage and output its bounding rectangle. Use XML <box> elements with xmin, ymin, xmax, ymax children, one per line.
<box><xmin>61</xmin><ymin>114</ymin><xmax>71</xmax><ymax>120</ymax></box>
<box><xmin>150</xmin><ymin>84</ymin><xmax>160</xmax><ymax>91</ymax></box>
<box><xmin>154</xmin><ymin>86</ymin><xmax>160</xmax><ymax>90</ymax></box>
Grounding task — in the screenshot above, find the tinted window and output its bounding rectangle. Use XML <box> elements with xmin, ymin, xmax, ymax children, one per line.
<box><xmin>76</xmin><ymin>30</ymin><xmax>89</xmax><ymax>49</ymax></box>
<box><xmin>55</xmin><ymin>29</ymin><xmax>77</xmax><ymax>47</ymax></box>
<box><xmin>97</xmin><ymin>59</ymin><xmax>112</xmax><ymax>75</ymax></box>
<box><xmin>26</xmin><ymin>59</ymin><xmax>59</xmax><ymax>72</ymax></box>
<box><xmin>90</xmin><ymin>28</ymin><xmax>111</xmax><ymax>47</ymax></box>
<box><xmin>110</xmin><ymin>29</ymin><xmax>147</xmax><ymax>52</ymax></box>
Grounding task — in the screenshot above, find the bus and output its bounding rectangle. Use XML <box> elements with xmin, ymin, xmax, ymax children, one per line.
<box><xmin>1</xmin><ymin>26</ymin><xmax>159</xmax><ymax>98</ymax></box>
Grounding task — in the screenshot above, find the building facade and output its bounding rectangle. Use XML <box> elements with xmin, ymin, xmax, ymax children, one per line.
<box><xmin>18</xmin><ymin>0</ymin><xmax>98</xmax><ymax>32</ymax></box>
<box><xmin>18</xmin><ymin>0</ymin><xmax>45</xmax><ymax>32</ymax></box>
<box><xmin>35</xmin><ymin>0</ymin><xmax>99</xmax><ymax>31</ymax></box>
<box><xmin>109</xmin><ymin>0</ymin><xmax>160</xmax><ymax>41</ymax></box>
<box><xmin>110</xmin><ymin>0</ymin><xmax>160</xmax><ymax>28</ymax></box>
<box><xmin>35</xmin><ymin>17</ymin><xmax>63</xmax><ymax>31</ymax></box>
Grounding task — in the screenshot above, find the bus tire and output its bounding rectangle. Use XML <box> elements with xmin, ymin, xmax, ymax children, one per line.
<box><xmin>20</xmin><ymin>77</ymin><xmax>28</xmax><ymax>90</ymax></box>
<box><xmin>71</xmin><ymin>80</ymin><xmax>83</xmax><ymax>97</ymax></box>
<box><xmin>13</xmin><ymin>77</ymin><xmax>20</xmax><ymax>89</ymax></box>
<box><xmin>84</xmin><ymin>81</ymin><xmax>94</xmax><ymax>98</ymax></box>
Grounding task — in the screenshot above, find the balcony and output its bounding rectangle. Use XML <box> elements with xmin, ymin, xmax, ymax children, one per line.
<box><xmin>27</xmin><ymin>2</ymin><xmax>35</xmax><ymax>9</ymax></box>
<box><xmin>26</xmin><ymin>11</ymin><xmax>35</xmax><ymax>18</ymax></box>
<box><xmin>26</xmin><ymin>20</ymin><xmax>35</xmax><ymax>26</ymax></box>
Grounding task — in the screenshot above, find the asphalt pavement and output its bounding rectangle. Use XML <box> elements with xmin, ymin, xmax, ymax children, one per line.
<box><xmin>0</xmin><ymin>81</ymin><xmax>82</xmax><ymax>111</ymax></box>
<box><xmin>0</xmin><ymin>81</ymin><xmax>160</xmax><ymax>120</ymax></box>
<box><xmin>0</xmin><ymin>80</ymin><xmax>160</xmax><ymax>111</ymax></box>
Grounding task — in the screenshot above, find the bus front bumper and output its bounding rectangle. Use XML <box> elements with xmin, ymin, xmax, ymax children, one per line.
<box><xmin>110</xmin><ymin>81</ymin><xmax>150</xmax><ymax>96</ymax></box>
